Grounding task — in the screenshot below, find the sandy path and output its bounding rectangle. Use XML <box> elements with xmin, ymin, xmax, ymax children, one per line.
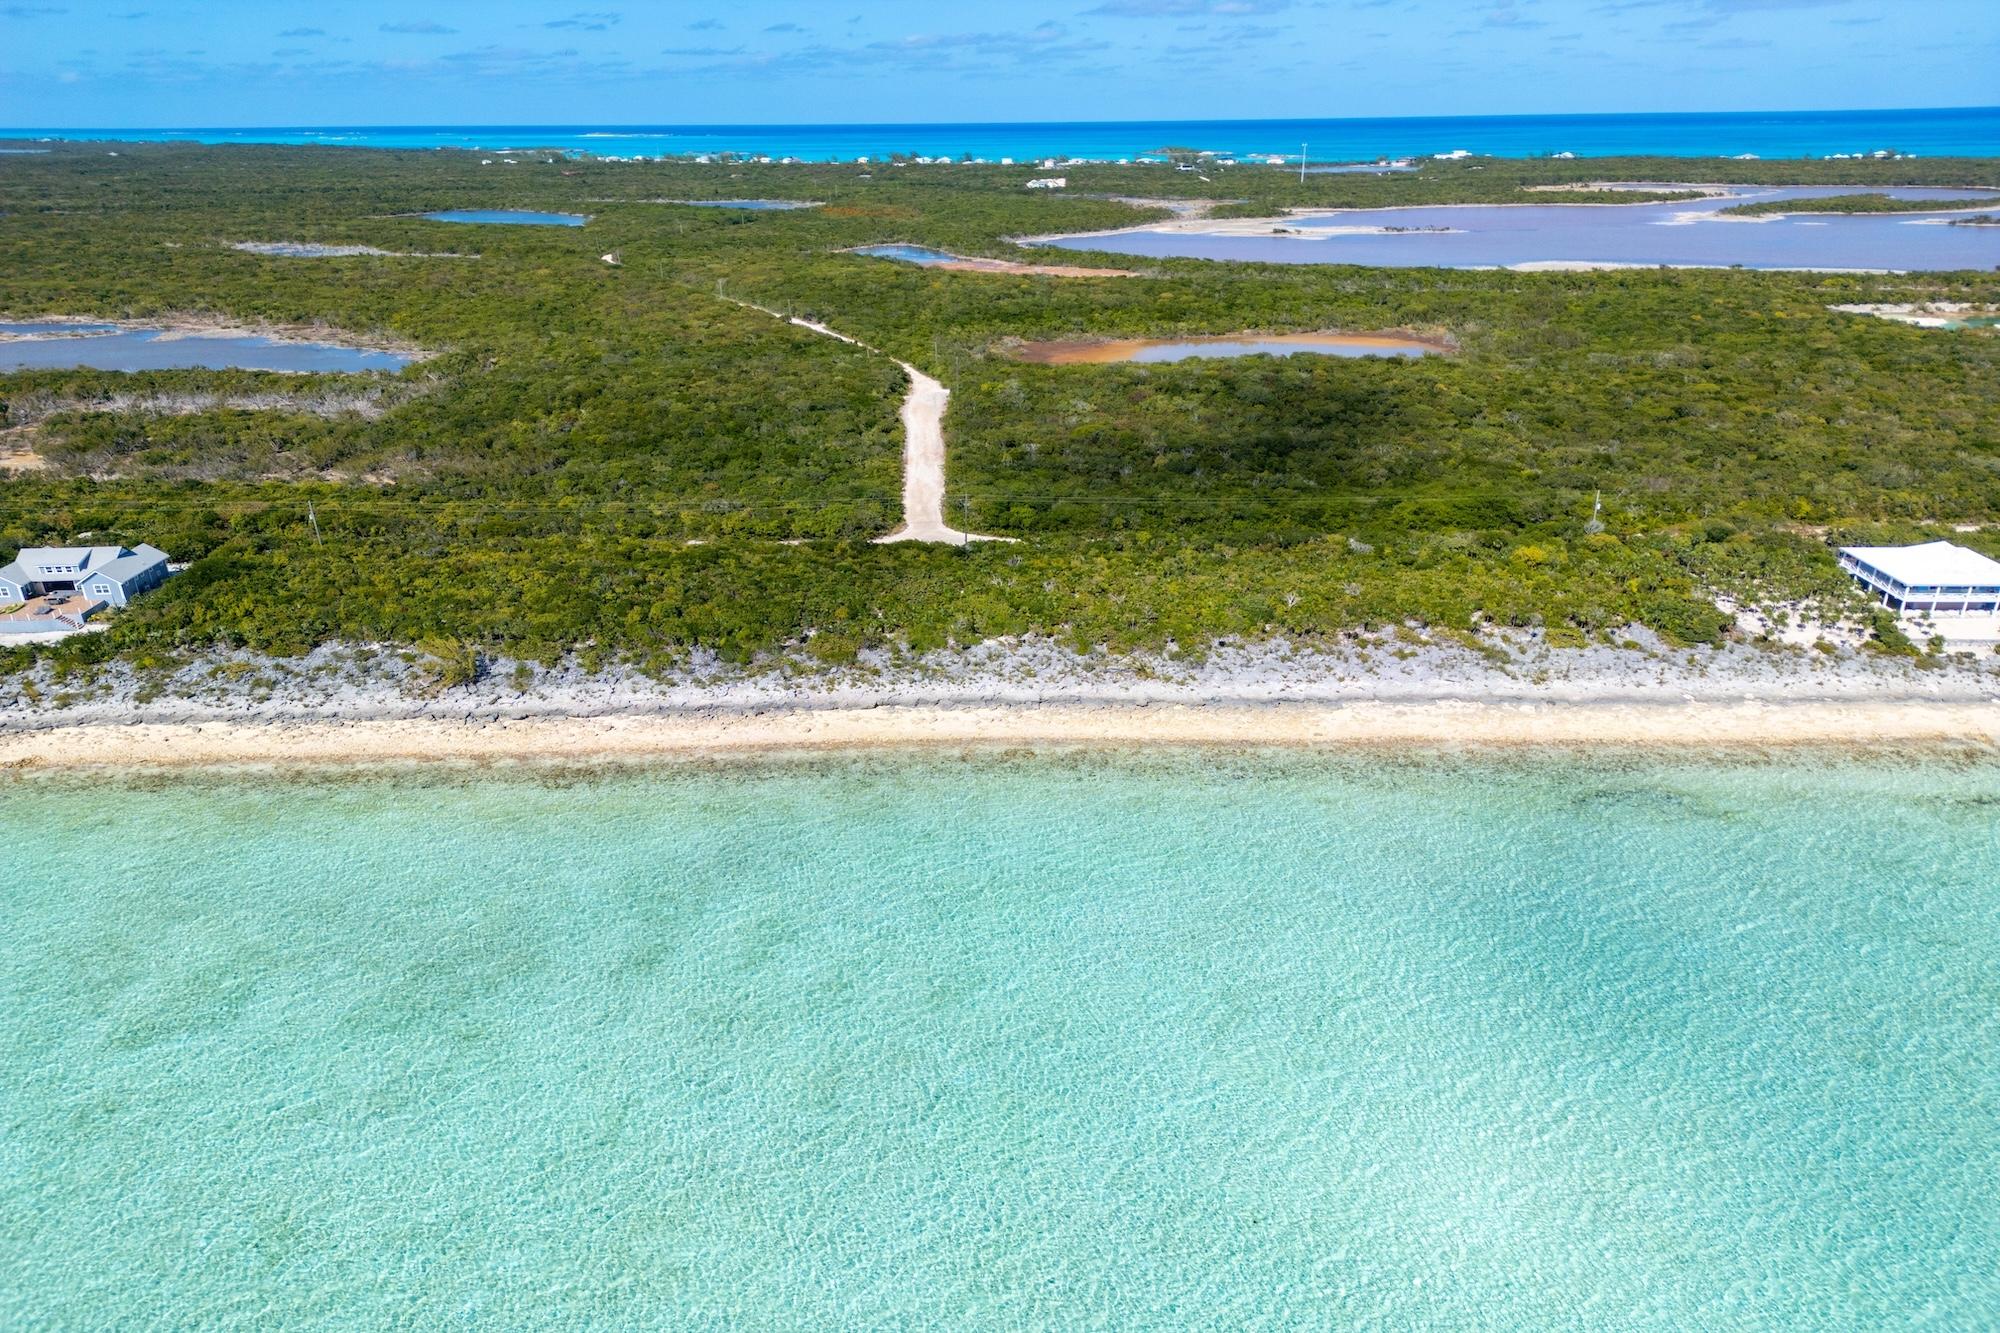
<box><xmin>727</xmin><ymin>298</ymin><xmax>1008</xmax><ymax>546</ymax></box>
<box><xmin>845</xmin><ymin>248</ymin><xmax>1137</xmax><ymax>278</ymax></box>
<box><xmin>925</xmin><ymin>256</ymin><xmax>1139</xmax><ymax>278</ymax></box>
<box><xmin>3</xmin><ymin>700</ymin><xmax>1996</xmax><ymax>770</ymax></box>
<box><xmin>878</xmin><ymin>362</ymin><xmax>963</xmax><ymax>543</ymax></box>
<box><xmin>0</xmin><ymin>426</ymin><xmax>45</xmax><ymax>472</ymax></box>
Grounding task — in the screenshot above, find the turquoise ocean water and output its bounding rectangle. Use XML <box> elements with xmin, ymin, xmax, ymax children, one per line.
<box><xmin>3</xmin><ymin>749</ymin><xmax>1996</xmax><ymax>1326</ymax></box>
<box><xmin>5</xmin><ymin>107</ymin><xmax>1999</xmax><ymax>161</ymax></box>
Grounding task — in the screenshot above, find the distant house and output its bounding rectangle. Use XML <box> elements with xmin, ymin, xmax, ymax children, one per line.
<box><xmin>1026</xmin><ymin>177</ymin><xmax>1067</xmax><ymax>190</ymax></box>
<box><xmin>0</xmin><ymin>544</ymin><xmax>170</xmax><ymax>610</ymax></box>
<box><xmin>1838</xmin><ymin>542</ymin><xmax>2000</xmax><ymax>617</ymax></box>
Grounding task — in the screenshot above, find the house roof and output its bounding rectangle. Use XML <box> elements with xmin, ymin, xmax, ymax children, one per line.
<box><xmin>85</xmin><ymin>544</ymin><xmax>168</xmax><ymax>585</ymax></box>
<box><xmin>0</xmin><ymin>544</ymin><xmax>168</xmax><ymax>587</ymax></box>
<box><xmin>1840</xmin><ymin>541</ymin><xmax>2000</xmax><ymax>588</ymax></box>
<box><xmin>17</xmin><ymin>545</ymin><xmax>126</xmax><ymax>577</ymax></box>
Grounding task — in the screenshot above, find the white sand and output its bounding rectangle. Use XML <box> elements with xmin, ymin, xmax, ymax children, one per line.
<box><xmin>723</xmin><ymin>298</ymin><xmax>1009</xmax><ymax>546</ymax></box>
<box><xmin>6</xmin><ymin>634</ymin><xmax>1998</xmax><ymax>769</ymax></box>
<box><xmin>847</xmin><ymin>249</ymin><xmax>1139</xmax><ymax>278</ymax></box>
<box><xmin>875</xmin><ymin>362</ymin><xmax>964</xmax><ymax>544</ymax></box>
<box><xmin>4</xmin><ymin>700</ymin><xmax>1996</xmax><ymax>770</ymax></box>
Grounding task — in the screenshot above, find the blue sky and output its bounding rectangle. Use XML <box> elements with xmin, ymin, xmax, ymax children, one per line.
<box><xmin>1</xmin><ymin>0</ymin><xmax>1994</xmax><ymax>126</ymax></box>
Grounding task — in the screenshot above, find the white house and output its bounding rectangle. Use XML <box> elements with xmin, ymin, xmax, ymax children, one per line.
<box><xmin>1838</xmin><ymin>541</ymin><xmax>2000</xmax><ymax>616</ymax></box>
<box><xmin>0</xmin><ymin>543</ymin><xmax>170</xmax><ymax>610</ymax></box>
<box><xmin>1026</xmin><ymin>177</ymin><xmax>1067</xmax><ymax>190</ymax></box>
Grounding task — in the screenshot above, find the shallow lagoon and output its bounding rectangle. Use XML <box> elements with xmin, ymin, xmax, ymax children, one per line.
<box><xmin>0</xmin><ymin>320</ymin><xmax>412</xmax><ymax>372</ymax></box>
<box><xmin>2</xmin><ymin>749</ymin><xmax>1994</xmax><ymax>1325</ymax></box>
<box><xmin>421</xmin><ymin>209</ymin><xmax>587</xmax><ymax>226</ymax></box>
<box><xmin>1042</xmin><ymin>186</ymin><xmax>2000</xmax><ymax>270</ymax></box>
<box><xmin>669</xmin><ymin>198</ymin><xmax>819</xmax><ymax>210</ymax></box>
<box><xmin>854</xmin><ymin>243</ymin><xmax>962</xmax><ymax>266</ymax></box>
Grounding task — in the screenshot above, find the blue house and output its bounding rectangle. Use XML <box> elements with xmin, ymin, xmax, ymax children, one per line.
<box><xmin>0</xmin><ymin>544</ymin><xmax>171</xmax><ymax>610</ymax></box>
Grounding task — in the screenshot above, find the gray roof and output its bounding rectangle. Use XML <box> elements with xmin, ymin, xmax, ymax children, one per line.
<box><xmin>0</xmin><ymin>543</ymin><xmax>168</xmax><ymax>588</ymax></box>
<box><xmin>17</xmin><ymin>545</ymin><xmax>125</xmax><ymax>577</ymax></box>
<box><xmin>86</xmin><ymin>544</ymin><xmax>169</xmax><ymax>585</ymax></box>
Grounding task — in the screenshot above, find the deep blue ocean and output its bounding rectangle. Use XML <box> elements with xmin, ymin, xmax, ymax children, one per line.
<box><xmin>5</xmin><ymin>106</ymin><xmax>1998</xmax><ymax>162</ymax></box>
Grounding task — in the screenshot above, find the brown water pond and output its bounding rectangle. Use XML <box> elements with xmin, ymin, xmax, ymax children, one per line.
<box><xmin>1011</xmin><ymin>332</ymin><xmax>1449</xmax><ymax>364</ymax></box>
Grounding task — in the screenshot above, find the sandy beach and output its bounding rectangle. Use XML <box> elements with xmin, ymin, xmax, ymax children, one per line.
<box><xmin>6</xmin><ymin>632</ymin><xmax>1999</xmax><ymax>769</ymax></box>
<box><xmin>3</xmin><ymin>698</ymin><xmax>1997</xmax><ymax>769</ymax></box>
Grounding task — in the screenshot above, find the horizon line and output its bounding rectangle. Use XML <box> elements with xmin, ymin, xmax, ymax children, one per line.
<box><xmin>6</xmin><ymin>104</ymin><xmax>2000</xmax><ymax>135</ymax></box>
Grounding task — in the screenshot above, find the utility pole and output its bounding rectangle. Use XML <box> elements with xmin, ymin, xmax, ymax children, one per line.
<box><xmin>1300</xmin><ymin>141</ymin><xmax>1308</xmax><ymax>184</ymax></box>
<box><xmin>307</xmin><ymin>500</ymin><xmax>323</xmax><ymax>547</ymax></box>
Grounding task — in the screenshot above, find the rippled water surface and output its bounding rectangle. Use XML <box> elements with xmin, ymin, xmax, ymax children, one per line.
<box><xmin>3</xmin><ymin>750</ymin><xmax>1996</xmax><ymax>1326</ymax></box>
<box><xmin>11</xmin><ymin>107</ymin><xmax>2000</xmax><ymax>160</ymax></box>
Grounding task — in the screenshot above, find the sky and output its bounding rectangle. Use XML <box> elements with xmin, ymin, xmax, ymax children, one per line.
<box><xmin>0</xmin><ymin>0</ymin><xmax>1995</xmax><ymax>127</ymax></box>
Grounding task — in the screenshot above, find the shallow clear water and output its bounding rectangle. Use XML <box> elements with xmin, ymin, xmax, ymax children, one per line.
<box><xmin>0</xmin><ymin>320</ymin><xmax>410</xmax><ymax>372</ymax></box>
<box><xmin>3</xmin><ymin>750</ymin><xmax>1996</xmax><ymax>1326</ymax></box>
<box><xmin>1043</xmin><ymin>186</ymin><xmax>2000</xmax><ymax>271</ymax></box>
<box><xmin>421</xmin><ymin>209</ymin><xmax>588</xmax><ymax>226</ymax></box>
<box><xmin>853</xmin><ymin>243</ymin><xmax>961</xmax><ymax>266</ymax></box>
<box><xmin>9</xmin><ymin>107</ymin><xmax>2000</xmax><ymax>160</ymax></box>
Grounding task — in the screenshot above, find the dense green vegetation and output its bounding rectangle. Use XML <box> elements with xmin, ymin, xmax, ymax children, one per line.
<box><xmin>1719</xmin><ymin>192</ymin><xmax>2000</xmax><ymax>217</ymax></box>
<box><xmin>2</xmin><ymin>141</ymin><xmax>1997</xmax><ymax>673</ymax></box>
